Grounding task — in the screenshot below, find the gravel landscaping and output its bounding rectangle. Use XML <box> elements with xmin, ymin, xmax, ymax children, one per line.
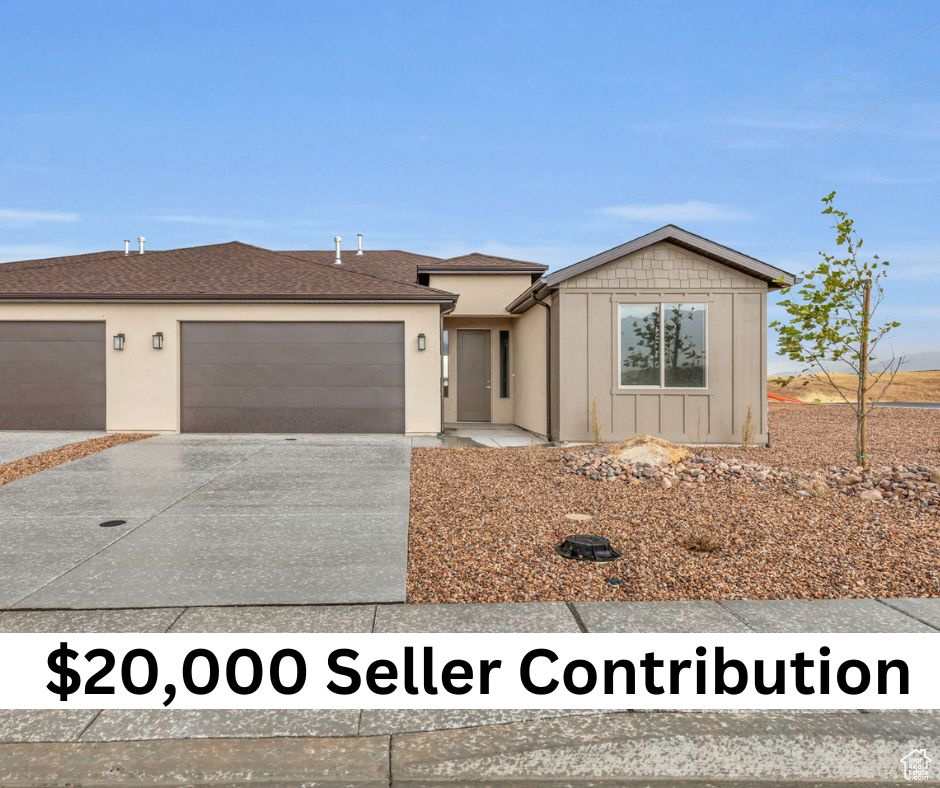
<box><xmin>0</xmin><ymin>433</ymin><xmax>154</xmax><ymax>486</ymax></box>
<box><xmin>408</xmin><ymin>404</ymin><xmax>940</xmax><ymax>604</ymax></box>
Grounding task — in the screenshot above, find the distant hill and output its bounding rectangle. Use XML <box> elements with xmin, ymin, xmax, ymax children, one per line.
<box><xmin>898</xmin><ymin>351</ymin><xmax>940</xmax><ymax>372</ymax></box>
<box><xmin>768</xmin><ymin>370</ymin><xmax>940</xmax><ymax>403</ymax></box>
<box><xmin>770</xmin><ymin>350</ymin><xmax>940</xmax><ymax>377</ymax></box>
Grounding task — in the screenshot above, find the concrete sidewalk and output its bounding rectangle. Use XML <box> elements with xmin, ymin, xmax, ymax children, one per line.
<box><xmin>0</xmin><ymin>598</ymin><xmax>937</xmax><ymax>750</ymax></box>
<box><xmin>3</xmin><ymin>710</ymin><xmax>938</xmax><ymax>785</ymax></box>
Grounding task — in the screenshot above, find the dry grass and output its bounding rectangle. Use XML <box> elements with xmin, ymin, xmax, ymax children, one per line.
<box><xmin>407</xmin><ymin>404</ymin><xmax>940</xmax><ymax>604</ymax></box>
<box><xmin>590</xmin><ymin>396</ymin><xmax>603</xmax><ymax>444</ymax></box>
<box><xmin>0</xmin><ymin>433</ymin><xmax>154</xmax><ymax>486</ymax></box>
<box><xmin>680</xmin><ymin>529</ymin><xmax>722</xmax><ymax>554</ymax></box>
<box><xmin>739</xmin><ymin>404</ymin><xmax>756</xmax><ymax>448</ymax></box>
<box><xmin>769</xmin><ymin>370</ymin><xmax>940</xmax><ymax>403</ymax></box>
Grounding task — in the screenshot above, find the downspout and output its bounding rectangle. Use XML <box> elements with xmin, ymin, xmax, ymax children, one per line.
<box><xmin>439</xmin><ymin>302</ymin><xmax>456</xmax><ymax>439</ymax></box>
<box><xmin>532</xmin><ymin>287</ymin><xmax>552</xmax><ymax>443</ymax></box>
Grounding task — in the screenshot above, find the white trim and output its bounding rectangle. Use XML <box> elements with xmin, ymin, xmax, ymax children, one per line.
<box><xmin>616</xmin><ymin>301</ymin><xmax>709</xmax><ymax>391</ymax></box>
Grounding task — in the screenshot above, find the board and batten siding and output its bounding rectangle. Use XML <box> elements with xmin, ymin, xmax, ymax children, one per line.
<box><xmin>555</xmin><ymin>241</ymin><xmax>768</xmax><ymax>444</ymax></box>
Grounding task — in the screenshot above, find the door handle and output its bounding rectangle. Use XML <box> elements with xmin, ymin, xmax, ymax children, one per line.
<box><xmin>485</xmin><ymin>382</ymin><xmax>491</xmax><ymax>390</ymax></box>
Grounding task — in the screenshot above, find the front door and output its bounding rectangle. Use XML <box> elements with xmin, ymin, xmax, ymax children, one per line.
<box><xmin>457</xmin><ymin>329</ymin><xmax>491</xmax><ymax>422</ymax></box>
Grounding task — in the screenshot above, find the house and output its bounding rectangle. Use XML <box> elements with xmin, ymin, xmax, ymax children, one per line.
<box><xmin>0</xmin><ymin>226</ymin><xmax>796</xmax><ymax>441</ymax></box>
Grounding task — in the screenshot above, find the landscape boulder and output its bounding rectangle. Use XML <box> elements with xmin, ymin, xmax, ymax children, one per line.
<box><xmin>613</xmin><ymin>435</ymin><xmax>691</xmax><ymax>468</ymax></box>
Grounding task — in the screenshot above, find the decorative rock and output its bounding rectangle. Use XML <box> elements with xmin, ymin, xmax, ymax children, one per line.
<box><xmin>613</xmin><ymin>435</ymin><xmax>691</xmax><ymax>467</ymax></box>
<box><xmin>562</xmin><ymin>445</ymin><xmax>939</xmax><ymax>515</ymax></box>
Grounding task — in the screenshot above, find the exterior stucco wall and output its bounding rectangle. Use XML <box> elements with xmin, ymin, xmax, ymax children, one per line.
<box><xmin>429</xmin><ymin>274</ymin><xmax>534</xmax><ymax>316</ymax></box>
<box><xmin>510</xmin><ymin>305</ymin><xmax>547</xmax><ymax>437</ymax></box>
<box><xmin>0</xmin><ymin>302</ymin><xmax>442</xmax><ymax>434</ymax></box>
<box><xmin>442</xmin><ymin>316</ymin><xmax>514</xmax><ymax>424</ymax></box>
<box><xmin>556</xmin><ymin>242</ymin><xmax>768</xmax><ymax>444</ymax></box>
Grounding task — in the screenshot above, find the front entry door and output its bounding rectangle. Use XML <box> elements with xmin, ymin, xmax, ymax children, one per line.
<box><xmin>457</xmin><ymin>329</ymin><xmax>491</xmax><ymax>422</ymax></box>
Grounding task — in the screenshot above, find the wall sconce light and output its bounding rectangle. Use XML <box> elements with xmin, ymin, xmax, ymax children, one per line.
<box><xmin>152</xmin><ymin>331</ymin><xmax>164</xmax><ymax>350</ymax></box>
<box><xmin>113</xmin><ymin>333</ymin><xmax>125</xmax><ymax>351</ymax></box>
<box><xmin>417</xmin><ymin>333</ymin><xmax>427</xmax><ymax>351</ymax></box>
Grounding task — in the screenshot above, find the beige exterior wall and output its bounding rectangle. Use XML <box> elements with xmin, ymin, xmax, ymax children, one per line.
<box><xmin>442</xmin><ymin>317</ymin><xmax>514</xmax><ymax>424</ymax></box>
<box><xmin>556</xmin><ymin>241</ymin><xmax>768</xmax><ymax>444</ymax></box>
<box><xmin>429</xmin><ymin>274</ymin><xmax>534</xmax><ymax>316</ymax></box>
<box><xmin>0</xmin><ymin>302</ymin><xmax>443</xmax><ymax>434</ymax></box>
<box><xmin>510</xmin><ymin>305</ymin><xmax>547</xmax><ymax>437</ymax></box>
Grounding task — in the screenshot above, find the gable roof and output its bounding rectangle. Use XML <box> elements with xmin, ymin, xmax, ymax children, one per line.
<box><xmin>417</xmin><ymin>252</ymin><xmax>547</xmax><ymax>274</ymax></box>
<box><xmin>545</xmin><ymin>225</ymin><xmax>797</xmax><ymax>287</ymax></box>
<box><xmin>0</xmin><ymin>242</ymin><xmax>456</xmax><ymax>303</ymax></box>
<box><xmin>507</xmin><ymin>225</ymin><xmax>799</xmax><ymax>313</ymax></box>
<box><xmin>280</xmin><ymin>249</ymin><xmax>442</xmax><ymax>284</ymax></box>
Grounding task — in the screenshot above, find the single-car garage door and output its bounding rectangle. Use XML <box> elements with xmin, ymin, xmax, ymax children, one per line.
<box><xmin>181</xmin><ymin>321</ymin><xmax>405</xmax><ymax>433</ymax></box>
<box><xmin>0</xmin><ymin>321</ymin><xmax>106</xmax><ymax>430</ymax></box>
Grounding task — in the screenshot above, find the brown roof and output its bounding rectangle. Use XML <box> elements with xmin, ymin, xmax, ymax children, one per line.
<box><xmin>0</xmin><ymin>242</ymin><xmax>456</xmax><ymax>302</ymax></box>
<box><xmin>280</xmin><ymin>249</ymin><xmax>442</xmax><ymax>284</ymax></box>
<box><xmin>418</xmin><ymin>252</ymin><xmax>547</xmax><ymax>273</ymax></box>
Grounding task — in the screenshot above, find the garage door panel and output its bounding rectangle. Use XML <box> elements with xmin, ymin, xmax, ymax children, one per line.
<box><xmin>0</xmin><ymin>340</ymin><xmax>108</xmax><ymax>370</ymax></box>
<box><xmin>0</xmin><ymin>321</ymin><xmax>105</xmax><ymax>430</ymax></box>
<box><xmin>182</xmin><ymin>384</ymin><xmax>405</xmax><ymax>410</ymax></box>
<box><xmin>183</xmin><ymin>363</ymin><xmax>405</xmax><ymax>389</ymax></box>
<box><xmin>0</xmin><ymin>383</ymin><xmax>106</xmax><ymax>408</ymax></box>
<box><xmin>181</xmin><ymin>322</ymin><xmax>406</xmax><ymax>434</ymax></box>
<box><xmin>0</xmin><ymin>359</ymin><xmax>106</xmax><ymax>385</ymax></box>
<box><xmin>0</xmin><ymin>405</ymin><xmax>106</xmax><ymax>431</ymax></box>
<box><xmin>183</xmin><ymin>407</ymin><xmax>406</xmax><ymax>434</ymax></box>
<box><xmin>0</xmin><ymin>322</ymin><xmax>103</xmax><ymax>342</ymax></box>
<box><xmin>184</xmin><ymin>321</ymin><xmax>403</xmax><ymax>345</ymax></box>
<box><xmin>183</xmin><ymin>342</ymin><xmax>401</xmax><ymax>367</ymax></box>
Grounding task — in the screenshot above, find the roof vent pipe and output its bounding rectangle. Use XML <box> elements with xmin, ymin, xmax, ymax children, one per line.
<box><xmin>124</xmin><ymin>240</ymin><xmax>130</xmax><ymax>256</ymax></box>
<box><xmin>138</xmin><ymin>236</ymin><xmax>146</xmax><ymax>255</ymax></box>
<box><xmin>356</xmin><ymin>233</ymin><xmax>364</xmax><ymax>256</ymax></box>
<box><xmin>333</xmin><ymin>235</ymin><xmax>342</xmax><ymax>265</ymax></box>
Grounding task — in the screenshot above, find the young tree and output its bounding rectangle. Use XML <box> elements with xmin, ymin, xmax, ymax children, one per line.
<box><xmin>771</xmin><ymin>192</ymin><xmax>902</xmax><ymax>469</ymax></box>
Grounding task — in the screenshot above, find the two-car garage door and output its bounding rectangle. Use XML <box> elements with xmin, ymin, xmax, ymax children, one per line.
<box><xmin>180</xmin><ymin>321</ymin><xmax>405</xmax><ymax>433</ymax></box>
<box><xmin>0</xmin><ymin>320</ymin><xmax>405</xmax><ymax>433</ymax></box>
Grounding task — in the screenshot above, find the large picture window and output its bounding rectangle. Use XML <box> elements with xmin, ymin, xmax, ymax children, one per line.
<box><xmin>619</xmin><ymin>303</ymin><xmax>706</xmax><ymax>388</ymax></box>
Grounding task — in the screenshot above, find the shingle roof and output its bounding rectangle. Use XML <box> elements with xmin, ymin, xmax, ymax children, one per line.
<box><xmin>280</xmin><ymin>249</ymin><xmax>442</xmax><ymax>284</ymax></box>
<box><xmin>418</xmin><ymin>252</ymin><xmax>547</xmax><ymax>273</ymax></box>
<box><xmin>0</xmin><ymin>242</ymin><xmax>456</xmax><ymax>302</ymax></box>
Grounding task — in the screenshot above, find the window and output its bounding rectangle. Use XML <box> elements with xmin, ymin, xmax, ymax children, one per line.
<box><xmin>442</xmin><ymin>330</ymin><xmax>449</xmax><ymax>397</ymax></box>
<box><xmin>619</xmin><ymin>303</ymin><xmax>706</xmax><ymax>388</ymax></box>
<box><xmin>619</xmin><ymin>304</ymin><xmax>661</xmax><ymax>386</ymax></box>
<box><xmin>499</xmin><ymin>330</ymin><xmax>510</xmax><ymax>398</ymax></box>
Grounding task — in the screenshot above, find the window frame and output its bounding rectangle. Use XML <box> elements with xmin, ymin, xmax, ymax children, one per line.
<box><xmin>441</xmin><ymin>329</ymin><xmax>449</xmax><ymax>398</ymax></box>
<box><xmin>616</xmin><ymin>301</ymin><xmax>708</xmax><ymax>391</ymax></box>
<box><xmin>498</xmin><ymin>329</ymin><xmax>510</xmax><ymax>398</ymax></box>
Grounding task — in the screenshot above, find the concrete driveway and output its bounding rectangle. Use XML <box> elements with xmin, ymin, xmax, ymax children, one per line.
<box><xmin>0</xmin><ymin>431</ymin><xmax>106</xmax><ymax>464</ymax></box>
<box><xmin>0</xmin><ymin>434</ymin><xmax>410</xmax><ymax>608</ymax></box>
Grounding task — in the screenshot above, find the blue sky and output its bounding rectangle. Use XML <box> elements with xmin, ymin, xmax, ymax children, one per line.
<box><xmin>1</xmin><ymin>0</ymin><xmax>938</xmax><ymax>368</ymax></box>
